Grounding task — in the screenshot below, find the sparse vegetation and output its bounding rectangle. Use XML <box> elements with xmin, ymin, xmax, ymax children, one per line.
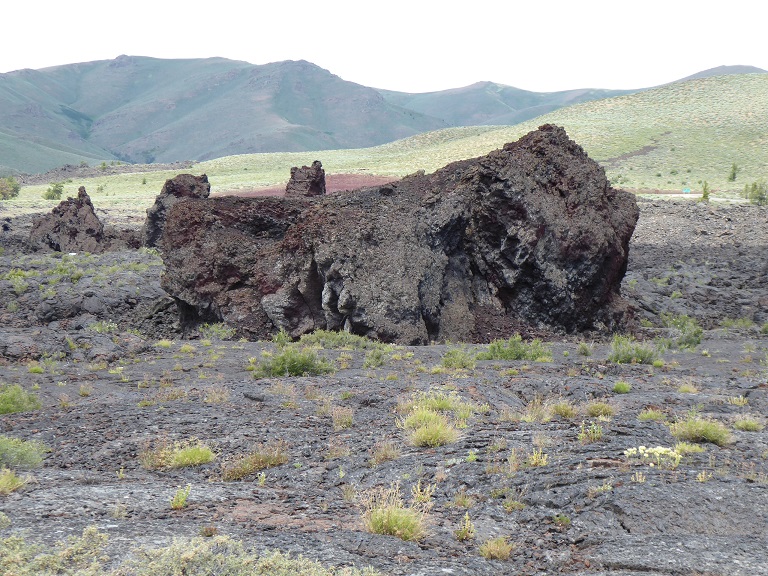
<box><xmin>440</xmin><ymin>347</ymin><xmax>476</xmax><ymax>370</ymax></box>
<box><xmin>608</xmin><ymin>335</ymin><xmax>657</xmax><ymax>364</ymax></box>
<box><xmin>359</xmin><ymin>483</ymin><xmax>428</xmax><ymax>541</ymax></box>
<box><xmin>613</xmin><ymin>380</ymin><xmax>631</xmax><ymax>394</ymax></box>
<box><xmin>0</xmin><ymin>384</ymin><xmax>41</xmax><ymax>414</ymax></box>
<box><xmin>220</xmin><ymin>441</ymin><xmax>288</xmax><ymax>481</ymax></box>
<box><xmin>479</xmin><ymin>536</ymin><xmax>514</xmax><ymax>560</ymax></box>
<box><xmin>586</xmin><ymin>402</ymin><xmax>615</xmax><ymax>418</ymax></box>
<box><xmin>139</xmin><ymin>438</ymin><xmax>216</xmax><ymax>470</ymax></box>
<box><xmin>170</xmin><ymin>484</ymin><xmax>191</xmax><ymax>510</ymax></box>
<box><xmin>250</xmin><ymin>347</ymin><xmax>334</xmax><ymax>377</ymax></box>
<box><xmin>42</xmin><ymin>181</ymin><xmax>64</xmax><ymax>200</ymax></box>
<box><xmin>477</xmin><ymin>334</ymin><xmax>551</xmax><ymax>362</ymax></box>
<box><xmin>660</xmin><ymin>313</ymin><xmax>703</xmax><ymax>349</ymax></box>
<box><xmin>670</xmin><ymin>413</ymin><xmax>731</xmax><ymax>446</ymax></box>
<box><xmin>0</xmin><ymin>527</ymin><xmax>383</xmax><ymax>575</ymax></box>
<box><xmin>0</xmin><ymin>176</ymin><xmax>21</xmax><ymax>200</ymax></box>
<box><xmin>0</xmin><ymin>468</ymin><xmax>28</xmax><ymax>494</ymax></box>
<box><xmin>0</xmin><ymin>435</ymin><xmax>49</xmax><ymax>469</ymax></box>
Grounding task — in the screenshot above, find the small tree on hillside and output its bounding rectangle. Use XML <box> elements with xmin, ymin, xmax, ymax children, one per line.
<box><xmin>700</xmin><ymin>181</ymin><xmax>710</xmax><ymax>203</ymax></box>
<box><xmin>743</xmin><ymin>180</ymin><xmax>767</xmax><ymax>206</ymax></box>
<box><xmin>727</xmin><ymin>163</ymin><xmax>739</xmax><ymax>182</ymax></box>
<box><xmin>42</xmin><ymin>182</ymin><xmax>64</xmax><ymax>200</ymax></box>
<box><xmin>0</xmin><ymin>176</ymin><xmax>21</xmax><ymax>200</ymax></box>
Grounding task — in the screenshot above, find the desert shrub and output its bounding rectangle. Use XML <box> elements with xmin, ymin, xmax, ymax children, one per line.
<box><xmin>440</xmin><ymin>348</ymin><xmax>476</xmax><ymax>370</ymax></box>
<box><xmin>0</xmin><ymin>176</ymin><xmax>21</xmax><ymax>200</ymax></box>
<box><xmin>670</xmin><ymin>413</ymin><xmax>731</xmax><ymax>446</ymax></box>
<box><xmin>638</xmin><ymin>408</ymin><xmax>666</xmax><ymax>422</ymax></box>
<box><xmin>139</xmin><ymin>438</ymin><xmax>215</xmax><ymax>470</ymax></box>
<box><xmin>608</xmin><ymin>335</ymin><xmax>657</xmax><ymax>364</ymax></box>
<box><xmin>0</xmin><ymin>435</ymin><xmax>49</xmax><ymax>468</ymax></box>
<box><xmin>42</xmin><ymin>182</ymin><xmax>64</xmax><ymax>200</ymax></box>
<box><xmin>586</xmin><ymin>401</ymin><xmax>615</xmax><ymax>418</ymax></box>
<box><xmin>0</xmin><ymin>468</ymin><xmax>28</xmax><ymax>494</ymax></box>
<box><xmin>612</xmin><ymin>380</ymin><xmax>631</xmax><ymax>394</ymax></box>
<box><xmin>0</xmin><ymin>384</ymin><xmax>41</xmax><ymax>414</ymax></box>
<box><xmin>369</xmin><ymin>440</ymin><xmax>401</xmax><ymax>466</ymax></box>
<box><xmin>477</xmin><ymin>334</ymin><xmax>551</xmax><ymax>362</ymax></box>
<box><xmin>479</xmin><ymin>536</ymin><xmax>514</xmax><ymax>560</ymax></box>
<box><xmin>401</xmin><ymin>407</ymin><xmax>459</xmax><ymax>447</ymax></box>
<box><xmin>363</xmin><ymin>348</ymin><xmax>386</xmax><ymax>368</ymax></box>
<box><xmin>733</xmin><ymin>416</ymin><xmax>763</xmax><ymax>432</ymax></box>
<box><xmin>551</xmin><ymin>401</ymin><xmax>576</xmax><ymax>418</ymax></box>
<box><xmin>252</xmin><ymin>347</ymin><xmax>334</xmax><ymax>377</ymax></box>
<box><xmin>578</xmin><ymin>421</ymin><xmax>604</xmax><ymax>443</ymax></box>
<box><xmin>359</xmin><ymin>483</ymin><xmax>427</xmax><ymax>541</ymax></box>
<box><xmin>298</xmin><ymin>329</ymin><xmax>389</xmax><ymax>351</ymax></box>
<box><xmin>660</xmin><ymin>313</ymin><xmax>703</xmax><ymax>349</ymax></box>
<box><xmin>199</xmin><ymin>322</ymin><xmax>236</xmax><ymax>340</ymax></box>
<box><xmin>170</xmin><ymin>484</ymin><xmax>191</xmax><ymax>510</ymax></box>
<box><xmin>220</xmin><ymin>440</ymin><xmax>288</xmax><ymax>481</ymax></box>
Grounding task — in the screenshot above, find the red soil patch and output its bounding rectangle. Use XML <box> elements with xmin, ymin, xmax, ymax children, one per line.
<box><xmin>216</xmin><ymin>173</ymin><xmax>398</xmax><ymax>198</ymax></box>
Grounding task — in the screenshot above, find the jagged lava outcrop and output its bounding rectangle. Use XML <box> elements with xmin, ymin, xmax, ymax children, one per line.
<box><xmin>160</xmin><ymin>125</ymin><xmax>639</xmax><ymax>343</ymax></box>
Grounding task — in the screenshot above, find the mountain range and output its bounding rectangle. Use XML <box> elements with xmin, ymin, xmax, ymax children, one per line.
<box><xmin>0</xmin><ymin>56</ymin><xmax>764</xmax><ymax>175</ymax></box>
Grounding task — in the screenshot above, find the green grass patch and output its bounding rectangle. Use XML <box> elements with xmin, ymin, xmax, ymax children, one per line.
<box><xmin>608</xmin><ymin>335</ymin><xmax>657</xmax><ymax>364</ymax></box>
<box><xmin>251</xmin><ymin>347</ymin><xmax>334</xmax><ymax>378</ymax></box>
<box><xmin>477</xmin><ymin>334</ymin><xmax>551</xmax><ymax>362</ymax></box>
<box><xmin>440</xmin><ymin>348</ymin><xmax>476</xmax><ymax>370</ymax></box>
<box><xmin>670</xmin><ymin>413</ymin><xmax>731</xmax><ymax>446</ymax></box>
<box><xmin>298</xmin><ymin>329</ymin><xmax>390</xmax><ymax>351</ymax></box>
<box><xmin>612</xmin><ymin>380</ymin><xmax>631</xmax><ymax>394</ymax></box>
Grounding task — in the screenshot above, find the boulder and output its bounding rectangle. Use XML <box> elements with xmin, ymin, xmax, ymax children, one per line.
<box><xmin>160</xmin><ymin>125</ymin><xmax>639</xmax><ymax>343</ymax></box>
<box><xmin>29</xmin><ymin>186</ymin><xmax>106</xmax><ymax>253</ymax></box>
<box><xmin>28</xmin><ymin>186</ymin><xmax>141</xmax><ymax>253</ymax></box>
<box><xmin>142</xmin><ymin>173</ymin><xmax>210</xmax><ymax>248</ymax></box>
<box><xmin>285</xmin><ymin>160</ymin><xmax>326</xmax><ymax>197</ymax></box>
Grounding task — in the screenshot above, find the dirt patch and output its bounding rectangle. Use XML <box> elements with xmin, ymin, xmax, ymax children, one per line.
<box><xmin>220</xmin><ymin>174</ymin><xmax>398</xmax><ymax>198</ymax></box>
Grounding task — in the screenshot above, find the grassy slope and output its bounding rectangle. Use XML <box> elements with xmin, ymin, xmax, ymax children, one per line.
<box><xmin>5</xmin><ymin>74</ymin><xmax>767</xmax><ymax>218</ymax></box>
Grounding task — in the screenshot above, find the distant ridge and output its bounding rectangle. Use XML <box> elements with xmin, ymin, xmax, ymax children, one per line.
<box><xmin>0</xmin><ymin>56</ymin><xmax>764</xmax><ymax>174</ymax></box>
<box><xmin>675</xmin><ymin>65</ymin><xmax>767</xmax><ymax>83</ymax></box>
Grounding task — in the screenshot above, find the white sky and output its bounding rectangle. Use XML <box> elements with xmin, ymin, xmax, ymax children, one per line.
<box><xmin>2</xmin><ymin>0</ymin><xmax>765</xmax><ymax>93</ymax></box>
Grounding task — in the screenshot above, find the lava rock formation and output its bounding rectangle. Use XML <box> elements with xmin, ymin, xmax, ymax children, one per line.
<box><xmin>160</xmin><ymin>125</ymin><xmax>639</xmax><ymax>343</ymax></box>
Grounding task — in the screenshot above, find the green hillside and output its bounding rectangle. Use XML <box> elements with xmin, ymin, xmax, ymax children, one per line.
<box><xmin>4</xmin><ymin>73</ymin><xmax>767</xmax><ymax>219</ymax></box>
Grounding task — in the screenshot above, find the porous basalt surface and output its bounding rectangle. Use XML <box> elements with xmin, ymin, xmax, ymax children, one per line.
<box><xmin>160</xmin><ymin>126</ymin><xmax>639</xmax><ymax>343</ymax></box>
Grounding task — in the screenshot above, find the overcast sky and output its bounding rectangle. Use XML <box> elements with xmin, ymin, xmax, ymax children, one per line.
<box><xmin>2</xmin><ymin>1</ymin><xmax>765</xmax><ymax>93</ymax></box>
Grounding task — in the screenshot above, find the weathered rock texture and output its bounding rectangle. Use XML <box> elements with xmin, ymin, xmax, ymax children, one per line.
<box><xmin>29</xmin><ymin>187</ymin><xmax>140</xmax><ymax>253</ymax></box>
<box><xmin>161</xmin><ymin>125</ymin><xmax>639</xmax><ymax>343</ymax></box>
<box><xmin>285</xmin><ymin>160</ymin><xmax>326</xmax><ymax>197</ymax></box>
<box><xmin>142</xmin><ymin>173</ymin><xmax>210</xmax><ymax>248</ymax></box>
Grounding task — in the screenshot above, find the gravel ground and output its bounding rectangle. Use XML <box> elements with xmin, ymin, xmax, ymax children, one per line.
<box><xmin>0</xmin><ymin>198</ymin><xmax>767</xmax><ymax>575</ymax></box>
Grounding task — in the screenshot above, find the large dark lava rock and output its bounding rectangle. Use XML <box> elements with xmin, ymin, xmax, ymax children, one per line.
<box><xmin>29</xmin><ymin>186</ymin><xmax>140</xmax><ymax>253</ymax></box>
<box><xmin>160</xmin><ymin>125</ymin><xmax>639</xmax><ymax>343</ymax></box>
<box><xmin>142</xmin><ymin>173</ymin><xmax>210</xmax><ymax>248</ymax></box>
<box><xmin>29</xmin><ymin>187</ymin><xmax>105</xmax><ymax>253</ymax></box>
